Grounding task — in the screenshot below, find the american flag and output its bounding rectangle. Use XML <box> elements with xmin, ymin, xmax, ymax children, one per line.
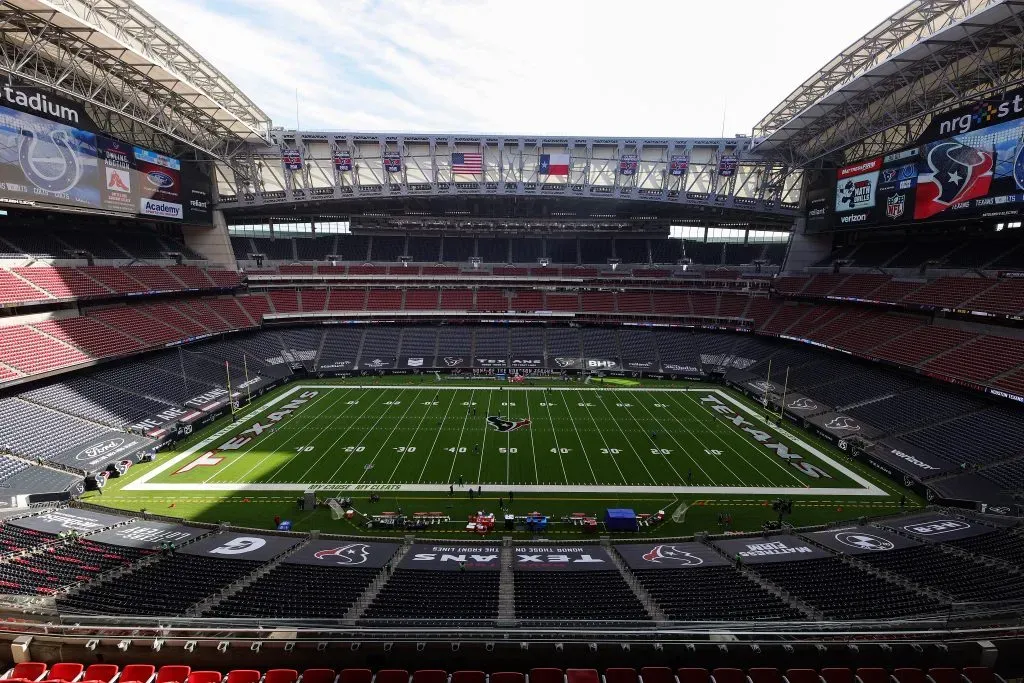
<box><xmin>452</xmin><ymin>152</ymin><xmax>483</xmax><ymax>174</ymax></box>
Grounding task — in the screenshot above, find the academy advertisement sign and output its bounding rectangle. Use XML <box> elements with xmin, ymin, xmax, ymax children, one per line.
<box><xmin>615</xmin><ymin>542</ymin><xmax>728</xmax><ymax>569</ymax></box>
<box><xmin>713</xmin><ymin>535</ymin><xmax>831</xmax><ymax>564</ymax></box>
<box><xmin>513</xmin><ymin>546</ymin><xmax>612</xmax><ymax>571</ymax></box>
<box><xmin>284</xmin><ymin>540</ymin><xmax>399</xmax><ymax>568</ymax></box>
<box><xmin>180</xmin><ymin>533</ymin><xmax>300</xmax><ymax>561</ymax></box>
<box><xmin>401</xmin><ymin>545</ymin><xmax>501</xmax><ymax>571</ymax></box>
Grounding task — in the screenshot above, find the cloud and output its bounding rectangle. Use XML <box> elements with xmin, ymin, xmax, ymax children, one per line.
<box><xmin>137</xmin><ymin>0</ymin><xmax>909</xmax><ymax>136</ymax></box>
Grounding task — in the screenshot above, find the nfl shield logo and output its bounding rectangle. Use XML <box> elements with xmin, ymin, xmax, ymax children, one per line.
<box><xmin>886</xmin><ymin>193</ymin><xmax>906</xmax><ymax>219</ymax></box>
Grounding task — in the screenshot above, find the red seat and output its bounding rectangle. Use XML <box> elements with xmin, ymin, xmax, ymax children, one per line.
<box><xmin>678</xmin><ymin>671</ymin><xmax>709</xmax><ymax>683</ymax></box>
<box><xmin>894</xmin><ymin>672</ymin><xmax>925</xmax><ymax>683</ymax></box>
<box><xmin>412</xmin><ymin>673</ymin><xmax>446</xmax><ymax>683</ymax></box>
<box><xmin>567</xmin><ymin>672</ymin><xmax>598</xmax><ymax>683</ymax></box>
<box><xmin>266</xmin><ymin>673</ymin><xmax>298</xmax><ymax>683</ymax></box>
<box><xmin>339</xmin><ymin>672</ymin><xmax>370</xmax><ymax>683</ymax></box>
<box><xmin>605</xmin><ymin>670</ymin><xmax>638</xmax><ymax>683</ymax></box>
<box><xmin>492</xmin><ymin>675</ymin><xmax>525</xmax><ymax>683</ymax></box>
<box><xmin>926</xmin><ymin>671</ymin><xmax>960</xmax><ymax>683</ymax></box>
<box><xmin>7</xmin><ymin>664</ymin><xmax>48</xmax><ymax>683</ymax></box>
<box><xmin>226</xmin><ymin>673</ymin><xmax>260</xmax><ymax>683</ymax></box>
<box><xmin>187</xmin><ymin>673</ymin><xmax>222</xmax><ymax>683</ymax></box>
<box><xmin>750</xmin><ymin>671</ymin><xmax>781</xmax><ymax>683</ymax></box>
<box><xmin>640</xmin><ymin>670</ymin><xmax>673</xmax><ymax>683</ymax></box>
<box><xmin>81</xmin><ymin>665</ymin><xmax>119</xmax><ymax>683</ymax></box>
<box><xmin>451</xmin><ymin>674</ymin><xmax>484</xmax><ymax>683</ymax></box>
<box><xmin>856</xmin><ymin>670</ymin><xmax>891</xmax><ymax>683</ymax></box>
<box><xmin>121</xmin><ymin>666</ymin><xmax>156</xmax><ymax>683</ymax></box>
<box><xmin>822</xmin><ymin>672</ymin><xmax>852</xmax><ymax>683</ymax></box>
<box><xmin>303</xmin><ymin>671</ymin><xmax>337</xmax><ymax>683</ymax></box>
<box><xmin>44</xmin><ymin>665</ymin><xmax>83</xmax><ymax>683</ymax></box>
<box><xmin>375</xmin><ymin>672</ymin><xmax>409</xmax><ymax>683</ymax></box>
<box><xmin>963</xmin><ymin>669</ymin><xmax>998</xmax><ymax>683</ymax></box>
<box><xmin>157</xmin><ymin>667</ymin><xmax>191</xmax><ymax>683</ymax></box>
<box><xmin>712</xmin><ymin>671</ymin><xmax>745</xmax><ymax>683</ymax></box>
<box><xmin>531</xmin><ymin>671</ymin><xmax>563</xmax><ymax>683</ymax></box>
<box><xmin>785</xmin><ymin>672</ymin><xmax>821</xmax><ymax>683</ymax></box>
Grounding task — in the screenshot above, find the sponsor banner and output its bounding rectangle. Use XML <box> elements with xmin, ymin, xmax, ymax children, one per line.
<box><xmin>669</xmin><ymin>154</ymin><xmax>689</xmax><ymax>176</ymax></box>
<box><xmin>139</xmin><ymin>197</ymin><xmax>182</xmax><ymax>219</ymax></box>
<box><xmin>806</xmin><ymin>188</ymin><xmax>829</xmax><ymax>228</ymax></box>
<box><xmin>619</xmin><ymin>154</ymin><xmax>639</xmax><ymax>176</ymax></box>
<box><xmin>892</xmin><ymin>514</ymin><xmax>998</xmax><ymax>542</ymax></box>
<box><xmin>584</xmin><ymin>357</ymin><xmax>620</xmax><ymax>371</ymax></box>
<box><xmin>281</xmin><ymin>148</ymin><xmax>302</xmax><ymax>171</ymax></box>
<box><xmin>615</xmin><ymin>542</ymin><xmax>728</xmax><ymax>569</ymax></box>
<box><xmin>806</xmin><ymin>412</ymin><xmax>882</xmax><ymax>441</ymax></box>
<box><xmin>11</xmin><ymin>508</ymin><xmax>127</xmax><ymax>535</ymax></box>
<box><xmin>660</xmin><ymin>362</ymin><xmax>702</xmax><ymax>375</ymax></box>
<box><xmin>357</xmin><ymin>357</ymin><xmax>395</xmax><ymax>370</ymax></box>
<box><xmin>181</xmin><ymin>165</ymin><xmax>212</xmax><ymax>225</ymax></box>
<box><xmin>89</xmin><ymin>519</ymin><xmax>203</xmax><ymax>549</ymax></box>
<box><xmin>622</xmin><ymin>359</ymin><xmax>657</xmax><ymax>372</ymax></box>
<box><xmin>713</xmin><ymin>535</ymin><xmax>831</xmax><ymax>564</ymax></box>
<box><xmin>869</xmin><ymin>438</ymin><xmax>960</xmax><ymax>477</ymax></box>
<box><xmin>513</xmin><ymin>545</ymin><xmax>612</xmax><ymax>571</ymax></box>
<box><xmin>398</xmin><ymin>356</ymin><xmax>433</xmax><ymax>369</ymax></box>
<box><xmin>318</xmin><ymin>358</ymin><xmax>355</xmax><ymax>371</ymax></box>
<box><xmin>550</xmin><ymin>356</ymin><xmax>583</xmax><ymax>370</ymax></box>
<box><xmin>780</xmin><ymin>392</ymin><xmax>831</xmax><ymax>418</ymax></box>
<box><xmin>473</xmin><ymin>357</ymin><xmax>508</xmax><ymax>368</ymax></box>
<box><xmin>510</xmin><ymin>357</ymin><xmax>544</xmax><ymax>369</ymax></box>
<box><xmin>400</xmin><ymin>544</ymin><xmax>501</xmax><ymax>571</ymax></box>
<box><xmin>0</xmin><ymin>82</ymin><xmax>98</xmax><ymax>131</ymax></box>
<box><xmin>180</xmin><ymin>532</ymin><xmax>300</xmax><ymax>561</ymax></box>
<box><xmin>383</xmin><ymin>151</ymin><xmax>402</xmax><ymax>173</ymax></box>
<box><xmin>918</xmin><ymin>85</ymin><xmax>1024</xmax><ymax>143</ymax></box>
<box><xmin>284</xmin><ymin>540</ymin><xmax>399</xmax><ymax>568</ymax></box>
<box><xmin>717</xmin><ymin>155</ymin><xmax>738</xmax><ymax>177</ymax></box>
<box><xmin>333</xmin><ymin>148</ymin><xmax>353</xmax><ymax>172</ymax></box>
<box><xmin>97</xmin><ymin>137</ymin><xmax>135</xmax><ymax>213</ymax></box>
<box><xmin>439</xmin><ymin>355</ymin><xmax>467</xmax><ymax>368</ymax></box>
<box><xmin>835</xmin><ymin>158</ymin><xmax>881</xmax><ymax>213</ymax></box>
<box><xmin>802</xmin><ymin>525</ymin><xmax>920</xmax><ymax>556</ymax></box>
<box><xmin>51</xmin><ymin>433</ymin><xmax>155</xmax><ymax>471</ymax></box>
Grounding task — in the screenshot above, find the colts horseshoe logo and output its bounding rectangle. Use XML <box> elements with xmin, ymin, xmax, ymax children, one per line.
<box><xmin>19</xmin><ymin>128</ymin><xmax>82</xmax><ymax>194</ymax></box>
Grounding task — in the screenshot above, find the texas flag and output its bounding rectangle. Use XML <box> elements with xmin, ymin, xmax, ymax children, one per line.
<box><xmin>539</xmin><ymin>153</ymin><xmax>570</xmax><ymax>176</ymax></box>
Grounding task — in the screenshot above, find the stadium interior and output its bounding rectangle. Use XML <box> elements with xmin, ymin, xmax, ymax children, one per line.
<box><xmin>0</xmin><ymin>0</ymin><xmax>1020</xmax><ymax>678</ymax></box>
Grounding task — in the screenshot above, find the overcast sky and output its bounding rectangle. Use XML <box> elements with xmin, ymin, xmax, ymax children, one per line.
<box><xmin>136</xmin><ymin>0</ymin><xmax>909</xmax><ymax>138</ymax></box>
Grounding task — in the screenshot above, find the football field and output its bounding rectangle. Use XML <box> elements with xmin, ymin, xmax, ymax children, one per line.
<box><xmin>126</xmin><ymin>382</ymin><xmax>883</xmax><ymax>497</ymax></box>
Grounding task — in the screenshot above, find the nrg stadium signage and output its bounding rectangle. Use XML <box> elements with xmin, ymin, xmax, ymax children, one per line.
<box><xmin>699</xmin><ymin>393</ymin><xmax>831</xmax><ymax>479</ymax></box>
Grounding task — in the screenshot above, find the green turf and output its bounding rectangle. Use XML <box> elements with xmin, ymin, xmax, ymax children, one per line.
<box><xmin>89</xmin><ymin>376</ymin><xmax>923</xmax><ymax>538</ymax></box>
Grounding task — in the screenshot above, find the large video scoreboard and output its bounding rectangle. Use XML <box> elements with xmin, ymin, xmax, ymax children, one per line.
<box><xmin>0</xmin><ymin>82</ymin><xmax>212</xmax><ymax>225</ymax></box>
<box><xmin>807</xmin><ymin>85</ymin><xmax>1024</xmax><ymax>231</ymax></box>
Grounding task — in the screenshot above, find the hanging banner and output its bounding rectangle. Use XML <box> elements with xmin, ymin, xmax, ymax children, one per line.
<box><xmin>619</xmin><ymin>154</ymin><xmax>638</xmax><ymax>176</ymax></box>
<box><xmin>718</xmin><ymin>155</ymin><xmax>738</xmax><ymax>177</ymax></box>
<box><xmin>281</xmin><ymin>148</ymin><xmax>303</xmax><ymax>171</ymax></box>
<box><xmin>669</xmin><ymin>154</ymin><xmax>689</xmax><ymax>176</ymax></box>
<box><xmin>383</xmin><ymin>151</ymin><xmax>402</xmax><ymax>173</ymax></box>
<box><xmin>333</xmin><ymin>148</ymin><xmax>352</xmax><ymax>171</ymax></box>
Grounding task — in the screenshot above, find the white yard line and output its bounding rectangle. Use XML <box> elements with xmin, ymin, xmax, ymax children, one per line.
<box><xmin>384</xmin><ymin>389</ymin><xmax>438</xmax><ymax>483</ymax></box>
<box><xmin>351</xmin><ymin>389</ymin><xmax>424</xmax><ymax>484</ymax></box>
<box><xmin>444</xmin><ymin>389</ymin><xmax>476</xmax><ymax>485</ymax></box>
<box><xmin>540</xmin><ymin>392</ymin><xmax>570</xmax><ymax>484</ymax></box>
<box><xmin>622</xmin><ymin>390</ymin><xmax>711</xmax><ymax>485</ymax></box>
<box><xmin>575</xmin><ymin>389</ymin><xmax>628</xmax><ymax>484</ymax></box>
<box><xmin>525</xmin><ymin>392</ymin><xmax>539</xmax><ymax>484</ymax></box>
<box><xmin>592</xmin><ymin>390</ymin><xmax>657</xmax><ymax>485</ymax></box>
<box><xmin>476</xmin><ymin>390</ymin><xmax>493</xmax><ymax>484</ymax></box>
<box><xmin>414</xmin><ymin>389</ymin><xmax>458</xmax><ymax>483</ymax></box>
<box><xmin>561</xmin><ymin>391</ymin><xmax>599</xmax><ymax>484</ymax></box>
<box><xmin>291</xmin><ymin>388</ymin><xmax>387</xmax><ymax>482</ymax></box>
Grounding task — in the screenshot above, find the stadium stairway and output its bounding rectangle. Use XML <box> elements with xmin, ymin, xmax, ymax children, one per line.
<box><xmin>498</xmin><ymin>546</ymin><xmax>516</xmax><ymax>626</ymax></box>
<box><xmin>193</xmin><ymin>538</ymin><xmax>311</xmax><ymax>618</ymax></box>
<box><xmin>343</xmin><ymin>540</ymin><xmax>414</xmax><ymax>624</ymax></box>
<box><xmin>605</xmin><ymin>544</ymin><xmax>666</xmax><ymax>622</ymax></box>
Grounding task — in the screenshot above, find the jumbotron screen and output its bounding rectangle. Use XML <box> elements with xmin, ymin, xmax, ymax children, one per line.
<box><xmin>0</xmin><ymin>82</ymin><xmax>211</xmax><ymax>224</ymax></box>
<box><xmin>807</xmin><ymin>85</ymin><xmax>1024</xmax><ymax>231</ymax></box>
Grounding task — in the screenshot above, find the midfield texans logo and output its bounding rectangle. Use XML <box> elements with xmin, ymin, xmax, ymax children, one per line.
<box><xmin>314</xmin><ymin>543</ymin><xmax>371</xmax><ymax>565</ymax></box>
<box><xmin>486</xmin><ymin>416</ymin><xmax>531</xmax><ymax>433</ymax></box>
<box><xmin>642</xmin><ymin>544</ymin><xmax>703</xmax><ymax>566</ymax></box>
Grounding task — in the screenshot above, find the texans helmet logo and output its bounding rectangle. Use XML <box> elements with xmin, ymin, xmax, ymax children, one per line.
<box><xmin>914</xmin><ymin>141</ymin><xmax>993</xmax><ymax>219</ymax></box>
<box><xmin>825</xmin><ymin>416</ymin><xmax>861</xmax><ymax>432</ymax></box>
<box><xmin>788</xmin><ymin>397</ymin><xmax>818</xmax><ymax>411</ymax></box>
<box><xmin>314</xmin><ymin>543</ymin><xmax>371</xmax><ymax>565</ymax></box>
<box><xmin>486</xmin><ymin>416</ymin><xmax>531</xmax><ymax>433</ymax></box>
<box><xmin>642</xmin><ymin>544</ymin><xmax>703</xmax><ymax>566</ymax></box>
<box><xmin>443</xmin><ymin>357</ymin><xmax>464</xmax><ymax>367</ymax></box>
